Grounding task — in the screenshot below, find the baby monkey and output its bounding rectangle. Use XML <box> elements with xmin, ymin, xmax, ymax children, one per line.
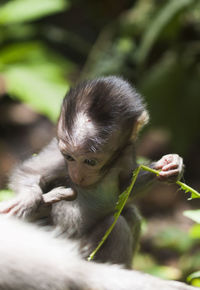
<box><xmin>0</xmin><ymin>76</ymin><xmax>183</xmax><ymax>268</ymax></box>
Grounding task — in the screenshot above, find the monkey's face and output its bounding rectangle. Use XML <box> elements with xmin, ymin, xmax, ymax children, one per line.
<box><xmin>58</xmin><ymin>140</ymin><xmax>112</xmax><ymax>187</ymax></box>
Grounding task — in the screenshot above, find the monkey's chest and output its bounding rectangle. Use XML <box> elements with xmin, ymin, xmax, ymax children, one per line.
<box><xmin>51</xmin><ymin>178</ymin><xmax>119</xmax><ymax>238</ymax></box>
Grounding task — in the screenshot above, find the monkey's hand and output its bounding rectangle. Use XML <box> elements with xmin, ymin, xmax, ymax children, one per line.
<box><xmin>0</xmin><ymin>192</ymin><xmax>42</xmax><ymax>218</ymax></box>
<box><xmin>153</xmin><ymin>154</ymin><xmax>184</xmax><ymax>182</ymax></box>
<box><xmin>0</xmin><ymin>187</ymin><xmax>77</xmax><ymax>218</ymax></box>
<box><xmin>42</xmin><ymin>187</ymin><xmax>77</xmax><ymax>205</ymax></box>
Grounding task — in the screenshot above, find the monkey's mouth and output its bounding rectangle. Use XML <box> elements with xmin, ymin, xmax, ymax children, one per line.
<box><xmin>73</xmin><ymin>179</ymin><xmax>100</xmax><ymax>190</ymax></box>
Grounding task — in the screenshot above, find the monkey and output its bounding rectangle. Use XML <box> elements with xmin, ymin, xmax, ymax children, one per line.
<box><xmin>0</xmin><ymin>216</ymin><xmax>196</xmax><ymax>290</ymax></box>
<box><xmin>0</xmin><ymin>76</ymin><xmax>183</xmax><ymax>268</ymax></box>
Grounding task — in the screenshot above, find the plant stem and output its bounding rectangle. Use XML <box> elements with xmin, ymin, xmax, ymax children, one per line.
<box><xmin>88</xmin><ymin>166</ymin><xmax>141</xmax><ymax>261</ymax></box>
<box><xmin>88</xmin><ymin>164</ymin><xmax>200</xmax><ymax>260</ymax></box>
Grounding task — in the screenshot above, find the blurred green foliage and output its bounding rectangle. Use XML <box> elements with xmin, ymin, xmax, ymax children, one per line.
<box><xmin>183</xmin><ymin>209</ymin><xmax>200</xmax><ymax>286</ymax></box>
<box><xmin>187</xmin><ymin>271</ymin><xmax>200</xmax><ymax>287</ymax></box>
<box><xmin>184</xmin><ymin>210</ymin><xmax>200</xmax><ymax>224</ymax></box>
<box><xmin>0</xmin><ymin>0</ymin><xmax>73</xmax><ymax>122</ymax></box>
<box><xmin>189</xmin><ymin>224</ymin><xmax>200</xmax><ymax>239</ymax></box>
<box><xmin>134</xmin><ymin>253</ymin><xmax>181</xmax><ymax>280</ymax></box>
<box><xmin>154</xmin><ymin>227</ymin><xmax>194</xmax><ymax>253</ymax></box>
<box><xmin>0</xmin><ymin>189</ymin><xmax>13</xmax><ymax>201</ymax></box>
<box><xmin>135</xmin><ymin>224</ymin><xmax>200</xmax><ymax>284</ymax></box>
<box><xmin>0</xmin><ymin>0</ymin><xmax>68</xmax><ymax>24</ymax></box>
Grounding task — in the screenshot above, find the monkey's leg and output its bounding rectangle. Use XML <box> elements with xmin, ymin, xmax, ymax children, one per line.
<box><xmin>80</xmin><ymin>211</ymin><xmax>140</xmax><ymax>268</ymax></box>
<box><xmin>122</xmin><ymin>205</ymin><xmax>142</xmax><ymax>259</ymax></box>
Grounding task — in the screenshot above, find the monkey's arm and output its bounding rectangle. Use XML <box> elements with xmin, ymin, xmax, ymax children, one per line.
<box><xmin>0</xmin><ymin>139</ymin><xmax>75</xmax><ymax>218</ymax></box>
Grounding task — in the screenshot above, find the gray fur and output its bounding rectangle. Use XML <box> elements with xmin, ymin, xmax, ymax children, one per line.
<box><xmin>0</xmin><ymin>217</ymin><xmax>196</xmax><ymax>290</ymax></box>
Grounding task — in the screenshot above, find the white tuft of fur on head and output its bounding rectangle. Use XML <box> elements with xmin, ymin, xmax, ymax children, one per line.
<box><xmin>71</xmin><ymin>111</ymin><xmax>97</xmax><ymax>147</ymax></box>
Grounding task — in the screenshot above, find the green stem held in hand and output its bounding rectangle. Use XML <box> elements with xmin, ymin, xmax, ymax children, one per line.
<box><xmin>88</xmin><ymin>165</ymin><xmax>200</xmax><ymax>261</ymax></box>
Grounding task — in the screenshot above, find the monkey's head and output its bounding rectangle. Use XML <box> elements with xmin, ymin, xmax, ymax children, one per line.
<box><xmin>57</xmin><ymin>76</ymin><xmax>149</xmax><ymax>188</ymax></box>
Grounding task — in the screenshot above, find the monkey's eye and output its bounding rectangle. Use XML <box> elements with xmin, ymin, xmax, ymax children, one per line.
<box><xmin>84</xmin><ymin>159</ymin><xmax>97</xmax><ymax>166</ymax></box>
<box><xmin>65</xmin><ymin>154</ymin><xmax>75</xmax><ymax>162</ymax></box>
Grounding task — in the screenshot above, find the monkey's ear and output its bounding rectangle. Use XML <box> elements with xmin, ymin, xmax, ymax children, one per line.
<box><xmin>131</xmin><ymin>110</ymin><xmax>149</xmax><ymax>140</ymax></box>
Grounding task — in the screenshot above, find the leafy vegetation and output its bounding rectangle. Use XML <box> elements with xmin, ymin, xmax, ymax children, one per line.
<box><xmin>0</xmin><ymin>0</ymin><xmax>68</xmax><ymax>24</ymax></box>
<box><xmin>0</xmin><ymin>0</ymin><xmax>73</xmax><ymax>121</ymax></box>
<box><xmin>0</xmin><ymin>190</ymin><xmax>13</xmax><ymax>201</ymax></box>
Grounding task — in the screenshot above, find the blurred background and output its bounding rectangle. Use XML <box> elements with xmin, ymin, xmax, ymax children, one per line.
<box><xmin>0</xmin><ymin>0</ymin><xmax>200</xmax><ymax>285</ymax></box>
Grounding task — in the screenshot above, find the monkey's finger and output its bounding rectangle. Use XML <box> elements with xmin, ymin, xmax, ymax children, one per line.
<box><xmin>17</xmin><ymin>207</ymin><xmax>32</xmax><ymax>219</ymax></box>
<box><xmin>163</xmin><ymin>155</ymin><xmax>181</xmax><ymax>170</ymax></box>
<box><xmin>43</xmin><ymin>188</ymin><xmax>77</xmax><ymax>204</ymax></box>
<box><xmin>154</xmin><ymin>155</ymin><xmax>174</xmax><ymax>169</ymax></box>
<box><xmin>158</xmin><ymin>169</ymin><xmax>180</xmax><ymax>180</ymax></box>
<box><xmin>7</xmin><ymin>203</ymin><xmax>24</xmax><ymax>216</ymax></box>
<box><xmin>6</xmin><ymin>200</ymin><xmax>31</xmax><ymax>217</ymax></box>
<box><xmin>44</xmin><ymin>189</ymin><xmax>77</xmax><ymax>203</ymax></box>
<box><xmin>154</xmin><ymin>159</ymin><xmax>169</xmax><ymax>170</ymax></box>
<box><xmin>162</xmin><ymin>162</ymin><xmax>178</xmax><ymax>171</ymax></box>
<box><xmin>0</xmin><ymin>200</ymin><xmax>19</xmax><ymax>214</ymax></box>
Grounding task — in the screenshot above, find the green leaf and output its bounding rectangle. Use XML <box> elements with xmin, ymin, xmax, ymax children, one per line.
<box><xmin>184</xmin><ymin>210</ymin><xmax>200</xmax><ymax>224</ymax></box>
<box><xmin>0</xmin><ymin>0</ymin><xmax>68</xmax><ymax>25</ymax></box>
<box><xmin>3</xmin><ymin>65</ymin><xmax>68</xmax><ymax>122</ymax></box>
<box><xmin>187</xmin><ymin>271</ymin><xmax>200</xmax><ymax>283</ymax></box>
<box><xmin>136</xmin><ymin>156</ymin><xmax>150</xmax><ymax>166</ymax></box>
<box><xmin>177</xmin><ymin>181</ymin><xmax>200</xmax><ymax>199</ymax></box>
<box><xmin>114</xmin><ymin>188</ymin><xmax>129</xmax><ymax>217</ymax></box>
<box><xmin>114</xmin><ymin>166</ymin><xmax>142</xmax><ymax>216</ymax></box>
<box><xmin>135</xmin><ymin>253</ymin><xmax>181</xmax><ymax>280</ymax></box>
<box><xmin>0</xmin><ymin>190</ymin><xmax>14</xmax><ymax>201</ymax></box>
<box><xmin>154</xmin><ymin>227</ymin><xmax>194</xmax><ymax>253</ymax></box>
<box><xmin>0</xmin><ymin>42</ymin><xmax>45</xmax><ymax>64</ymax></box>
<box><xmin>136</xmin><ymin>0</ymin><xmax>195</xmax><ymax>63</ymax></box>
<box><xmin>189</xmin><ymin>224</ymin><xmax>200</xmax><ymax>239</ymax></box>
<box><xmin>191</xmin><ymin>279</ymin><xmax>200</xmax><ymax>287</ymax></box>
<box><xmin>0</xmin><ymin>42</ymin><xmax>75</xmax><ymax>121</ymax></box>
<box><xmin>148</xmin><ymin>265</ymin><xmax>181</xmax><ymax>280</ymax></box>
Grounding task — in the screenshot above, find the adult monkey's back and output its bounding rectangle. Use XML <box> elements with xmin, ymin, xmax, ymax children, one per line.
<box><xmin>0</xmin><ymin>217</ymin><xmax>196</xmax><ymax>290</ymax></box>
